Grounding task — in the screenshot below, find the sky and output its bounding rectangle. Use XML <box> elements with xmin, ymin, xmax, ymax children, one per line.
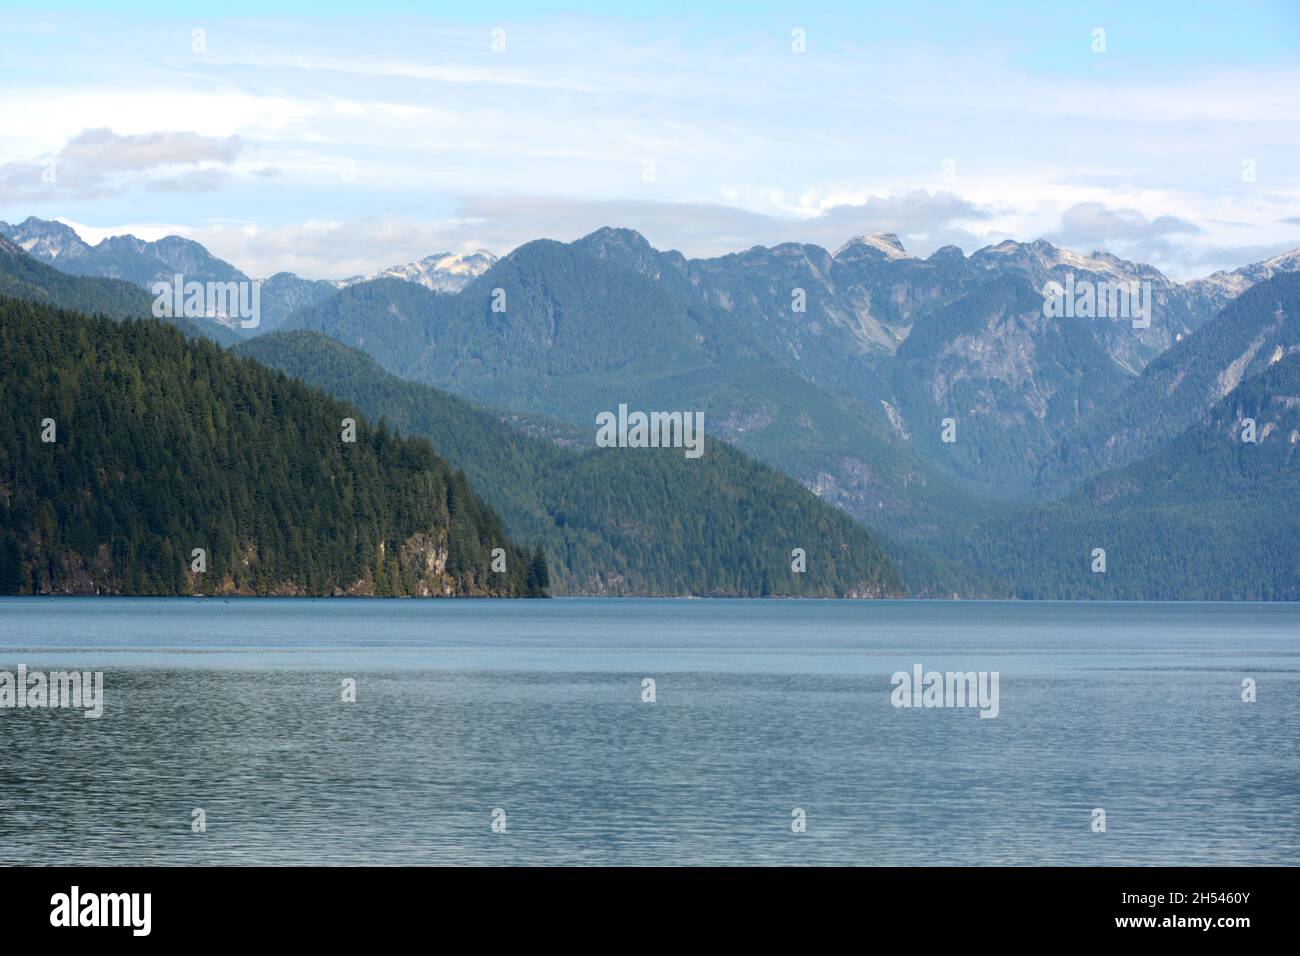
<box><xmin>1</xmin><ymin>0</ymin><xmax>1298</xmax><ymax>280</ymax></box>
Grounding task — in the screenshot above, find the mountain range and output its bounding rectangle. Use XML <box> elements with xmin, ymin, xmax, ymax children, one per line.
<box><xmin>2</xmin><ymin>214</ymin><xmax>1297</xmax><ymax>598</ymax></box>
<box><xmin>0</xmin><ymin>234</ymin><xmax>902</xmax><ymax>597</ymax></box>
<box><xmin>0</xmin><ymin>217</ymin><xmax>494</xmax><ymax>334</ymax></box>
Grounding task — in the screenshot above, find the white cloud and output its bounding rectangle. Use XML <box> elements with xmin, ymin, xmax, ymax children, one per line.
<box><xmin>1</xmin><ymin>12</ymin><xmax>1297</xmax><ymax>280</ymax></box>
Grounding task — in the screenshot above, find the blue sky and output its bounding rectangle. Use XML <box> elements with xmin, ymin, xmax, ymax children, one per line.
<box><xmin>1</xmin><ymin>1</ymin><xmax>1297</xmax><ymax>279</ymax></box>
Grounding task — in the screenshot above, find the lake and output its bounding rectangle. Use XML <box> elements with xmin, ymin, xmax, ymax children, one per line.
<box><xmin>0</xmin><ymin>598</ymin><xmax>1296</xmax><ymax>865</ymax></box>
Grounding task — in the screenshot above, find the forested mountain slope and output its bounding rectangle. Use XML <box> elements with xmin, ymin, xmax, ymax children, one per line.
<box><xmin>238</xmin><ymin>331</ymin><xmax>906</xmax><ymax>597</ymax></box>
<box><xmin>0</xmin><ymin>299</ymin><xmax>544</xmax><ymax>596</ymax></box>
<box><xmin>951</xmin><ymin>351</ymin><xmax>1300</xmax><ymax>600</ymax></box>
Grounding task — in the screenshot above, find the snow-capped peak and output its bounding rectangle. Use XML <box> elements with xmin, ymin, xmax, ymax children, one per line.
<box><xmin>973</xmin><ymin>238</ymin><xmax>1161</xmax><ymax>285</ymax></box>
<box><xmin>835</xmin><ymin>233</ymin><xmax>912</xmax><ymax>260</ymax></box>
<box><xmin>0</xmin><ymin>216</ymin><xmax>91</xmax><ymax>261</ymax></box>
<box><xmin>1187</xmin><ymin>245</ymin><xmax>1300</xmax><ymax>300</ymax></box>
<box><xmin>339</xmin><ymin>250</ymin><xmax>498</xmax><ymax>293</ymax></box>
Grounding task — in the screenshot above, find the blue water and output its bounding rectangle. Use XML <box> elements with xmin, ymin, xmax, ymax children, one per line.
<box><xmin>0</xmin><ymin>598</ymin><xmax>1296</xmax><ymax>865</ymax></box>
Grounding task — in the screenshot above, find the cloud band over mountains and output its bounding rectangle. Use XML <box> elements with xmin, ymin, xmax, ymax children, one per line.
<box><xmin>1</xmin><ymin>6</ymin><xmax>1297</xmax><ymax>278</ymax></box>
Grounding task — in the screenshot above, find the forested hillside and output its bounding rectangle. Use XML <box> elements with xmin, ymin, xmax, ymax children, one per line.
<box><xmin>0</xmin><ymin>235</ymin><xmax>155</xmax><ymax>322</ymax></box>
<box><xmin>0</xmin><ymin>298</ymin><xmax>545</xmax><ymax>596</ymax></box>
<box><xmin>949</xmin><ymin>352</ymin><xmax>1300</xmax><ymax>600</ymax></box>
<box><xmin>0</xmin><ymin>234</ymin><xmax>240</xmax><ymax>346</ymax></box>
<box><xmin>238</xmin><ymin>331</ymin><xmax>905</xmax><ymax>597</ymax></box>
<box><xmin>279</xmin><ymin>237</ymin><xmax>996</xmax><ymax>541</ymax></box>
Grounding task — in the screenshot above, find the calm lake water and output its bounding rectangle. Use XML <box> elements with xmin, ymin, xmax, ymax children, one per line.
<box><xmin>0</xmin><ymin>598</ymin><xmax>1296</xmax><ymax>866</ymax></box>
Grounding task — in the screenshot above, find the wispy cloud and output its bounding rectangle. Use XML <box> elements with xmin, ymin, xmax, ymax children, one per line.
<box><xmin>0</xmin><ymin>127</ymin><xmax>245</xmax><ymax>201</ymax></box>
<box><xmin>1047</xmin><ymin>202</ymin><xmax>1202</xmax><ymax>246</ymax></box>
<box><xmin>61</xmin><ymin>128</ymin><xmax>242</xmax><ymax>171</ymax></box>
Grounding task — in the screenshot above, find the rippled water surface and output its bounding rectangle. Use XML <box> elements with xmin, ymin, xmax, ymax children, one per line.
<box><xmin>0</xmin><ymin>598</ymin><xmax>1296</xmax><ymax>865</ymax></box>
